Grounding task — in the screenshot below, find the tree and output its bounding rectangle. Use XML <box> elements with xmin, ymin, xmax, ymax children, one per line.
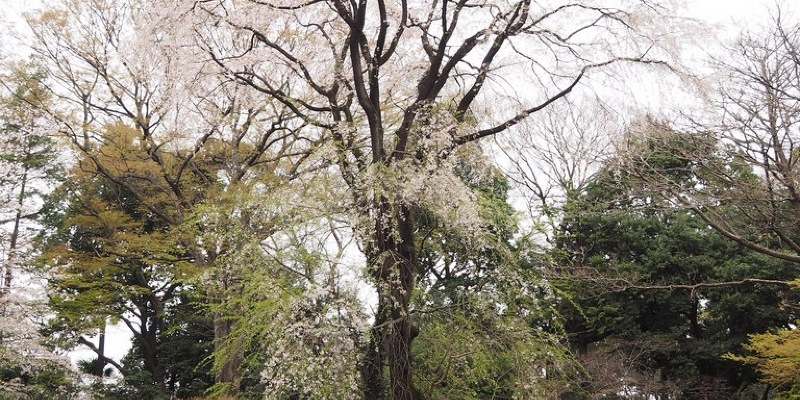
<box><xmin>409</xmin><ymin>152</ymin><xmax>579</xmax><ymax>399</ymax></box>
<box><xmin>729</xmin><ymin>327</ymin><xmax>800</xmax><ymax>397</ymax></box>
<box><xmin>37</xmin><ymin>115</ymin><xmax>300</xmax><ymax>396</ymax></box>
<box><xmin>24</xmin><ymin>0</ymin><xmax>310</xmax><ymax>393</ymax></box>
<box><xmin>618</xmin><ymin>13</ymin><xmax>800</xmax><ymax>266</ymax></box>
<box><xmin>0</xmin><ymin>64</ymin><xmax>61</xmax><ymax>296</ymax></box>
<box><xmin>87</xmin><ymin>292</ymin><xmax>214</xmax><ymax>399</ymax></box>
<box><xmin>496</xmin><ymin>100</ymin><xmax>618</xmax><ymax>239</ymax></box>
<box><xmin>0</xmin><ymin>64</ymin><xmax>78</xmax><ymax>399</ymax></box>
<box><xmin>556</xmin><ymin>147</ymin><xmax>800</xmax><ymax>398</ymax></box>
<box><xmin>40</xmin><ymin>124</ymin><xmax>204</xmax><ymax>395</ymax></box>
<box><xmin>198</xmin><ymin>175</ymin><xmax>368</xmax><ymax>398</ymax></box>
<box><xmin>171</xmin><ymin>1</ymin><xmax>685</xmax><ymax>397</ymax></box>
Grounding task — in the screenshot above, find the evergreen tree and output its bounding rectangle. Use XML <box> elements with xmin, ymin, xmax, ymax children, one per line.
<box><xmin>0</xmin><ymin>64</ymin><xmax>78</xmax><ymax>399</ymax></box>
<box><xmin>556</xmin><ymin>134</ymin><xmax>800</xmax><ymax>398</ymax></box>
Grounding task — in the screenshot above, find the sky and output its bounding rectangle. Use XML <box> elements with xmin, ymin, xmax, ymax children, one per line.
<box><xmin>689</xmin><ymin>0</ymin><xmax>784</xmax><ymax>22</ymax></box>
<box><xmin>0</xmin><ymin>0</ymin><xmax>798</xmax><ymax>375</ymax></box>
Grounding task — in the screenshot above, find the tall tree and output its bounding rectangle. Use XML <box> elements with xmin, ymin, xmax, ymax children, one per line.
<box><xmin>0</xmin><ymin>63</ymin><xmax>80</xmax><ymax>399</ymax></box>
<box><xmin>411</xmin><ymin>153</ymin><xmax>579</xmax><ymax>399</ymax></box>
<box><xmin>619</xmin><ymin>13</ymin><xmax>800</xmax><ymax>266</ymax></box>
<box><xmin>37</xmin><ymin>113</ymin><xmax>309</xmax><ymax>396</ymax></box>
<box><xmin>0</xmin><ymin>65</ymin><xmax>60</xmax><ymax>296</ymax></box>
<box><xmin>556</xmin><ymin>144</ymin><xmax>800</xmax><ymax>398</ymax></box>
<box><xmin>173</xmin><ymin>1</ymin><xmax>685</xmax><ymax>397</ymax></box>
<box><xmin>24</xmin><ymin>0</ymin><xmax>309</xmax><ymax>392</ymax></box>
<box><xmin>729</xmin><ymin>326</ymin><xmax>800</xmax><ymax>397</ymax></box>
<box><xmin>40</xmin><ymin>123</ymin><xmax>209</xmax><ymax>395</ymax></box>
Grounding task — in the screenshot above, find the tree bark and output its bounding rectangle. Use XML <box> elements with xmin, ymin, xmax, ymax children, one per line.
<box><xmin>2</xmin><ymin>164</ymin><xmax>28</xmax><ymax>299</ymax></box>
<box><xmin>94</xmin><ymin>324</ymin><xmax>107</xmax><ymax>376</ymax></box>
<box><xmin>364</xmin><ymin>202</ymin><xmax>421</xmax><ymax>400</ymax></box>
<box><xmin>211</xmin><ymin>264</ymin><xmax>244</xmax><ymax>393</ymax></box>
<box><xmin>362</xmin><ymin>301</ymin><xmax>387</xmax><ymax>399</ymax></box>
<box><xmin>214</xmin><ymin>313</ymin><xmax>242</xmax><ymax>389</ymax></box>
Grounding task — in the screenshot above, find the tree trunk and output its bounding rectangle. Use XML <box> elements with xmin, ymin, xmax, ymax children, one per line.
<box><xmin>362</xmin><ymin>301</ymin><xmax>387</xmax><ymax>399</ymax></box>
<box><xmin>2</xmin><ymin>165</ymin><xmax>28</xmax><ymax>299</ymax></box>
<box><xmin>689</xmin><ymin>295</ymin><xmax>702</xmax><ymax>340</ymax></box>
<box><xmin>139</xmin><ymin>329</ymin><xmax>166</xmax><ymax>386</ymax></box>
<box><xmin>363</xmin><ymin>203</ymin><xmax>420</xmax><ymax>400</ymax></box>
<box><xmin>3</xmin><ymin>209</ymin><xmax>19</xmax><ymax>294</ymax></box>
<box><xmin>93</xmin><ymin>323</ymin><xmax>107</xmax><ymax>376</ymax></box>
<box><xmin>199</xmin><ymin>248</ymin><xmax>244</xmax><ymax>393</ymax></box>
<box><xmin>214</xmin><ymin>313</ymin><xmax>242</xmax><ymax>390</ymax></box>
<box><xmin>760</xmin><ymin>384</ymin><xmax>771</xmax><ymax>400</ymax></box>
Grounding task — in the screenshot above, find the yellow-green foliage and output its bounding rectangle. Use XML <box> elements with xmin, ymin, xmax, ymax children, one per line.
<box><xmin>727</xmin><ymin>326</ymin><xmax>800</xmax><ymax>388</ymax></box>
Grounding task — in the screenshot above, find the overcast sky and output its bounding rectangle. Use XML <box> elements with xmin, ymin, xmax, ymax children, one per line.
<box><xmin>2</xmin><ymin>1</ymin><xmax>796</xmax><ymax>36</ymax></box>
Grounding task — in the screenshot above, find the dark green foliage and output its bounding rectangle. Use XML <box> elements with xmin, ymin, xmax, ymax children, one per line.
<box><xmin>416</xmin><ymin>152</ymin><xmax>518</xmax><ymax>298</ymax></box>
<box><xmin>160</xmin><ymin>294</ymin><xmax>215</xmax><ymax>398</ymax></box>
<box><xmin>555</xmin><ymin>138</ymin><xmax>800</xmax><ymax>398</ymax></box>
<box><xmin>88</xmin><ymin>295</ymin><xmax>213</xmax><ymax>399</ymax></box>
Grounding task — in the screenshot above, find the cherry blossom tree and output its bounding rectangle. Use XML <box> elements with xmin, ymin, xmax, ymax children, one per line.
<box><xmin>14</xmin><ymin>0</ymin><xmax>697</xmax><ymax>396</ymax></box>
<box><xmin>169</xmin><ymin>0</ymin><xmax>687</xmax><ymax>397</ymax></box>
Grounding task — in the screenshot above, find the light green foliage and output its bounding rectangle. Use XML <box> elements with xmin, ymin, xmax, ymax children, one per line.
<box><xmin>206</xmin><ymin>240</ymin><xmax>365</xmax><ymax>399</ymax></box>
<box><xmin>412</xmin><ymin>152</ymin><xmax>579</xmax><ymax>399</ymax></box>
<box><xmin>39</xmin><ymin>122</ymin><xmax>217</xmax><ymax>396</ymax></box>
<box><xmin>413</xmin><ymin>295</ymin><xmax>576</xmax><ymax>400</ymax></box>
<box><xmin>43</xmin><ymin>156</ymin><xmax>195</xmax><ymax>336</ymax></box>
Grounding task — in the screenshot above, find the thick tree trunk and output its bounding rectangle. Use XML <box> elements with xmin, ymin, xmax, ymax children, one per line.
<box><xmin>384</xmin><ymin>316</ymin><xmax>419</xmax><ymax>400</ymax></box>
<box><xmin>139</xmin><ymin>330</ymin><xmax>166</xmax><ymax>386</ymax></box>
<box><xmin>363</xmin><ymin>203</ymin><xmax>420</xmax><ymax>400</ymax></box>
<box><xmin>362</xmin><ymin>301</ymin><xmax>387</xmax><ymax>399</ymax></box>
<box><xmin>206</xmin><ymin>252</ymin><xmax>243</xmax><ymax>393</ymax></box>
<box><xmin>214</xmin><ymin>314</ymin><xmax>242</xmax><ymax>389</ymax></box>
<box><xmin>367</xmin><ymin>282</ymin><xmax>419</xmax><ymax>400</ymax></box>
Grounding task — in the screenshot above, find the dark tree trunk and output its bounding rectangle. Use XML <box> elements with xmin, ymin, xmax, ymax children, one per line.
<box><xmin>2</xmin><ymin>165</ymin><xmax>27</xmax><ymax>299</ymax></box>
<box><xmin>363</xmin><ymin>202</ymin><xmax>421</xmax><ymax>400</ymax></box>
<box><xmin>362</xmin><ymin>301</ymin><xmax>387</xmax><ymax>399</ymax></box>
<box><xmin>138</xmin><ymin>326</ymin><xmax>166</xmax><ymax>386</ymax></box>
<box><xmin>93</xmin><ymin>324</ymin><xmax>107</xmax><ymax>376</ymax></box>
<box><xmin>211</xmin><ymin>264</ymin><xmax>243</xmax><ymax>394</ymax></box>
